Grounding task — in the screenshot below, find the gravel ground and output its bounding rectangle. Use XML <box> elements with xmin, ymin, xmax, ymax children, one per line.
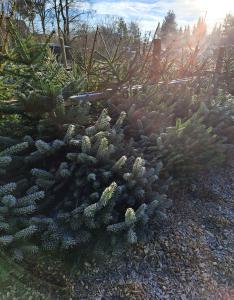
<box><xmin>71</xmin><ymin>162</ymin><xmax>234</xmax><ymax>300</ymax></box>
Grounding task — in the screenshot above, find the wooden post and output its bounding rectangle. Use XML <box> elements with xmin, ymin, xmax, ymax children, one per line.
<box><xmin>213</xmin><ymin>46</ymin><xmax>225</xmax><ymax>94</ymax></box>
<box><xmin>215</xmin><ymin>46</ymin><xmax>225</xmax><ymax>74</ymax></box>
<box><xmin>59</xmin><ymin>35</ymin><xmax>68</xmax><ymax>69</ymax></box>
<box><xmin>0</xmin><ymin>15</ymin><xmax>10</xmax><ymax>53</ymax></box>
<box><xmin>150</xmin><ymin>38</ymin><xmax>161</xmax><ymax>83</ymax></box>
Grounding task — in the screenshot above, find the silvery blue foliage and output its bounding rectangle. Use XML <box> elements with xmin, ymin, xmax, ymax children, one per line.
<box><xmin>0</xmin><ymin>109</ymin><xmax>170</xmax><ymax>257</ymax></box>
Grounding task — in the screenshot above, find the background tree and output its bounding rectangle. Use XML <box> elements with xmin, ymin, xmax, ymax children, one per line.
<box><xmin>128</xmin><ymin>21</ymin><xmax>141</xmax><ymax>52</ymax></box>
<box><xmin>222</xmin><ymin>13</ymin><xmax>234</xmax><ymax>45</ymax></box>
<box><xmin>160</xmin><ymin>10</ymin><xmax>177</xmax><ymax>45</ymax></box>
<box><xmin>34</xmin><ymin>0</ymin><xmax>50</xmax><ymax>34</ymax></box>
<box><xmin>117</xmin><ymin>17</ymin><xmax>128</xmax><ymax>39</ymax></box>
<box><xmin>51</xmin><ymin>0</ymin><xmax>92</xmax><ymax>44</ymax></box>
<box><xmin>208</xmin><ymin>24</ymin><xmax>222</xmax><ymax>47</ymax></box>
<box><xmin>15</xmin><ymin>0</ymin><xmax>36</xmax><ymax>33</ymax></box>
<box><xmin>191</xmin><ymin>17</ymin><xmax>207</xmax><ymax>46</ymax></box>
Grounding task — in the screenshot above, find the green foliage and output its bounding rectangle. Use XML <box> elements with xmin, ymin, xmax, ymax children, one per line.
<box><xmin>0</xmin><ymin>26</ymin><xmax>88</xmax><ymax>138</ymax></box>
<box><xmin>1</xmin><ymin>40</ymin><xmax>68</xmax><ymax>114</ymax></box>
<box><xmin>203</xmin><ymin>91</ymin><xmax>234</xmax><ymax>143</ymax></box>
<box><xmin>140</xmin><ymin>116</ymin><xmax>226</xmax><ymax>179</ymax></box>
<box><xmin>0</xmin><ymin>77</ymin><xmax>14</xmax><ymax>100</ymax></box>
<box><xmin>110</xmin><ymin>82</ymin><xmax>203</xmax><ymax>136</ymax></box>
<box><xmin>109</xmin><ymin>82</ymin><xmax>232</xmax><ymax>180</ymax></box>
<box><xmin>0</xmin><ymin>115</ymin><xmax>24</xmax><ymax>138</ymax></box>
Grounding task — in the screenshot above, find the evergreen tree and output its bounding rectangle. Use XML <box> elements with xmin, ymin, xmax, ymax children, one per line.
<box><xmin>222</xmin><ymin>13</ymin><xmax>234</xmax><ymax>45</ymax></box>
<box><xmin>160</xmin><ymin>10</ymin><xmax>177</xmax><ymax>44</ymax></box>
<box><xmin>209</xmin><ymin>24</ymin><xmax>222</xmax><ymax>47</ymax></box>
<box><xmin>116</xmin><ymin>17</ymin><xmax>128</xmax><ymax>40</ymax></box>
<box><xmin>191</xmin><ymin>17</ymin><xmax>207</xmax><ymax>46</ymax></box>
<box><xmin>185</xmin><ymin>25</ymin><xmax>191</xmax><ymax>40</ymax></box>
<box><xmin>128</xmin><ymin>21</ymin><xmax>141</xmax><ymax>52</ymax></box>
<box><xmin>0</xmin><ymin>108</ymin><xmax>171</xmax><ymax>256</ymax></box>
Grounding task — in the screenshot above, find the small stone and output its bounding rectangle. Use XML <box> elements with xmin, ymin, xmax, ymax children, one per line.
<box><xmin>84</xmin><ymin>262</ymin><xmax>91</xmax><ymax>268</ymax></box>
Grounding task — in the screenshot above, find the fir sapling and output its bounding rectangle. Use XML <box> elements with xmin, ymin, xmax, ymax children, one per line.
<box><xmin>0</xmin><ymin>109</ymin><xmax>171</xmax><ymax>256</ymax></box>
<box><xmin>0</xmin><ymin>182</ymin><xmax>44</xmax><ymax>260</ymax></box>
<box><xmin>25</xmin><ymin>109</ymin><xmax>171</xmax><ymax>251</ymax></box>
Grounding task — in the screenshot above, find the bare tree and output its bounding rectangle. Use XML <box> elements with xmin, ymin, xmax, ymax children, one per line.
<box><xmin>51</xmin><ymin>0</ymin><xmax>92</xmax><ymax>44</ymax></box>
<box><xmin>15</xmin><ymin>0</ymin><xmax>36</xmax><ymax>33</ymax></box>
<box><xmin>34</xmin><ymin>0</ymin><xmax>50</xmax><ymax>34</ymax></box>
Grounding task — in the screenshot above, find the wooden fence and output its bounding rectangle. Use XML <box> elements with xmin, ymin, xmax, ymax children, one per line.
<box><xmin>68</xmin><ymin>42</ymin><xmax>233</xmax><ymax>103</ymax></box>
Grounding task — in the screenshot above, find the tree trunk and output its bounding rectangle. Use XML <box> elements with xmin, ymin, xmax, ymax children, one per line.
<box><xmin>41</xmin><ymin>17</ymin><xmax>46</xmax><ymax>34</ymax></box>
<box><xmin>54</xmin><ymin>0</ymin><xmax>61</xmax><ymax>35</ymax></box>
<box><xmin>65</xmin><ymin>0</ymin><xmax>70</xmax><ymax>44</ymax></box>
<box><xmin>31</xmin><ymin>19</ymin><xmax>35</xmax><ymax>33</ymax></box>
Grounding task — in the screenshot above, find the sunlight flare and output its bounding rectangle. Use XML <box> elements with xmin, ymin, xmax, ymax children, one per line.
<box><xmin>196</xmin><ymin>0</ymin><xmax>234</xmax><ymax>21</ymax></box>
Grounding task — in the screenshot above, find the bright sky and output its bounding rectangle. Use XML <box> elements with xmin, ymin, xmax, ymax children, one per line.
<box><xmin>81</xmin><ymin>0</ymin><xmax>234</xmax><ymax>32</ymax></box>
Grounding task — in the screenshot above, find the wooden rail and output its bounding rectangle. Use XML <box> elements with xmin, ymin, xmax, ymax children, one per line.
<box><xmin>68</xmin><ymin>77</ymin><xmax>196</xmax><ymax>103</ymax></box>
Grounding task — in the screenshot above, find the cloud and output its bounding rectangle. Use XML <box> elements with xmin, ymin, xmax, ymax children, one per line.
<box><xmin>89</xmin><ymin>0</ymin><xmax>203</xmax><ymax>29</ymax></box>
<box><xmin>80</xmin><ymin>0</ymin><xmax>234</xmax><ymax>32</ymax></box>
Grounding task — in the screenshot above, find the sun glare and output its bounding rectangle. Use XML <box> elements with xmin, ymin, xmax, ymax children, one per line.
<box><xmin>196</xmin><ymin>0</ymin><xmax>234</xmax><ymax>21</ymax></box>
